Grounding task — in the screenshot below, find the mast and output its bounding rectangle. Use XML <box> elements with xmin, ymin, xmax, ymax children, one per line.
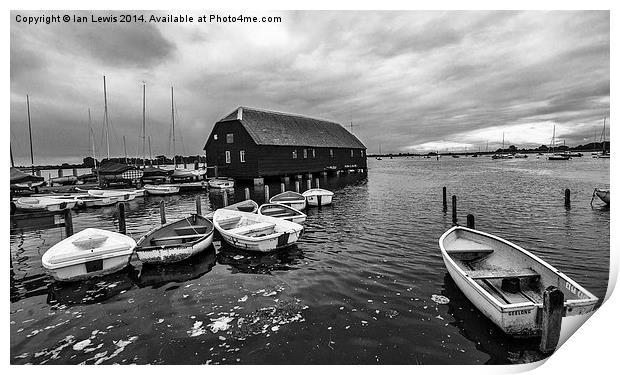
<box><xmin>26</xmin><ymin>94</ymin><xmax>35</xmax><ymax>174</ymax></box>
<box><xmin>552</xmin><ymin>124</ymin><xmax>556</xmax><ymax>153</ymax></box>
<box><xmin>142</xmin><ymin>82</ymin><xmax>146</xmax><ymax>167</ymax></box>
<box><xmin>171</xmin><ymin>86</ymin><xmax>176</xmax><ymax>168</ymax></box>
<box><xmin>10</xmin><ymin>145</ymin><xmax>14</xmax><ymax>167</ymax></box>
<box><xmin>602</xmin><ymin>117</ymin><xmax>607</xmax><ymax>153</ymax></box>
<box><xmin>148</xmin><ymin>135</ymin><xmax>152</xmax><ymax>166</ymax></box>
<box><xmin>103</xmin><ymin>75</ymin><xmax>110</xmax><ymax>160</ymax></box>
<box><xmin>123</xmin><ymin>135</ymin><xmax>128</xmax><ymax>164</ymax></box>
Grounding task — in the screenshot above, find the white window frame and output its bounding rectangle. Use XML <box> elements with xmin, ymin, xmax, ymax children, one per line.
<box><xmin>240</xmin><ymin>150</ymin><xmax>245</xmax><ymax>163</ymax></box>
<box><xmin>225</xmin><ymin>150</ymin><xmax>231</xmax><ymax>163</ymax></box>
<box><xmin>213</xmin><ymin>134</ymin><xmax>218</xmax><ymax>140</ymax></box>
<box><xmin>351</xmin><ymin>149</ymin><xmax>354</xmax><ymax>157</ymax></box>
<box><xmin>312</xmin><ymin>149</ymin><xmax>316</xmax><ymax>158</ymax></box>
<box><xmin>303</xmin><ymin>149</ymin><xmax>308</xmax><ymax>159</ymax></box>
<box><xmin>292</xmin><ymin>149</ymin><xmax>297</xmax><ymax>159</ymax></box>
<box><xmin>226</xmin><ymin>133</ymin><xmax>234</xmax><ymax>144</ymax></box>
<box><xmin>329</xmin><ymin>149</ymin><xmax>334</xmax><ymax>158</ymax></box>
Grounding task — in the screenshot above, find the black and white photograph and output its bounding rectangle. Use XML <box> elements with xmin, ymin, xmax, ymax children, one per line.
<box><xmin>8</xmin><ymin>5</ymin><xmax>613</xmax><ymax>367</ymax></box>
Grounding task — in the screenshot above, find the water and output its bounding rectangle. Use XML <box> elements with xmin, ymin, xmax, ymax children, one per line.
<box><xmin>10</xmin><ymin>156</ymin><xmax>610</xmax><ymax>364</ymax></box>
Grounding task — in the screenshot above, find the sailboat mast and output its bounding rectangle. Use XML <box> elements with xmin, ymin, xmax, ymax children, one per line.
<box><xmin>142</xmin><ymin>82</ymin><xmax>146</xmax><ymax>167</ymax></box>
<box><xmin>10</xmin><ymin>145</ymin><xmax>14</xmax><ymax>167</ymax></box>
<box><xmin>103</xmin><ymin>75</ymin><xmax>110</xmax><ymax>160</ymax></box>
<box><xmin>148</xmin><ymin>135</ymin><xmax>152</xmax><ymax>166</ymax></box>
<box><xmin>123</xmin><ymin>136</ymin><xmax>128</xmax><ymax>164</ymax></box>
<box><xmin>552</xmin><ymin>124</ymin><xmax>556</xmax><ymax>153</ymax></box>
<box><xmin>26</xmin><ymin>94</ymin><xmax>35</xmax><ymax>174</ymax></box>
<box><xmin>171</xmin><ymin>86</ymin><xmax>176</xmax><ymax>168</ymax></box>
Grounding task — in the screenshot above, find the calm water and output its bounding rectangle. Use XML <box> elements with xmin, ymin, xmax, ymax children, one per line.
<box><xmin>10</xmin><ymin>156</ymin><xmax>610</xmax><ymax>365</ymax></box>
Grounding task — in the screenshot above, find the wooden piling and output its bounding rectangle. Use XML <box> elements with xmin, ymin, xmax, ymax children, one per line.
<box><xmin>306</xmin><ymin>179</ymin><xmax>311</xmax><ymax>191</ymax></box>
<box><xmin>540</xmin><ymin>286</ymin><xmax>564</xmax><ymax>353</ymax></box>
<box><xmin>264</xmin><ymin>185</ymin><xmax>270</xmax><ymax>202</ymax></box>
<box><xmin>117</xmin><ymin>202</ymin><xmax>126</xmax><ymax>234</ymax></box>
<box><xmin>58</xmin><ymin>168</ymin><xmax>64</xmax><ymax>178</ymax></box>
<box><xmin>159</xmin><ymin>200</ymin><xmax>166</xmax><ymax>224</ymax></box>
<box><xmin>442</xmin><ymin>187</ymin><xmax>448</xmax><ymax>211</ymax></box>
<box><xmin>244</xmin><ymin>187</ymin><xmax>250</xmax><ymax>201</ymax></box>
<box><xmin>280</xmin><ymin>182</ymin><xmax>286</xmax><ymax>193</ymax></box>
<box><xmin>564</xmin><ymin>188</ymin><xmax>571</xmax><ymax>207</ymax></box>
<box><xmin>63</xmin><ymin>209</ymin><xmax>73</xmax><ymax>237</ymax></box>
<box><xmin>195</xmin><ymin>196</ymin><xmax>202</xmax><ymax>215</ymax></box>
<box><xmin>315</xmin><ymin>178</ymin><xmax>320</xmax><ymax>189</ymax></box>
<box><xmin>72</xmin><ymin>168</ymin><xmax>78</xmax><ymax>177</ymax></box>
<box><xmin>223</xmin><ymin>189</ymin><xmax>229</xmax><ymax>207</ymax></box>
<box><xmin>451</xmin><ymin>195</ymin><xmax>457</xmax><ymax>225</ymax></box>
<box><xmin>466</xmin><ymin>214</ymin><xmax>475</xmax><ymax>229</ymax></box>
<box><xmin>295</xmin><ymin>181</ymin><xmax>300</xmax><ymax>193</ymax></box>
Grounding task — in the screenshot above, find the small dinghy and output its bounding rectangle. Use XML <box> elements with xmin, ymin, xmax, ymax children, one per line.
<box><xmin>205</xmin><ymin>199</ymin><xmax>258</xmax><ymax>220</ymax></box>
<box><xmin>258</xmin><ymin>203</ymin><xmax>307</xmax><ymax>223</ymax></box>
<box><xmin>115</xmin><ymin>188</ymin><xmax>145</xmax><ymax>197</ymax></box>
<box><xmin>15</xmin><ymin>196</ymin><xmax>77</xmax><ymax>212</ymax></box>
<box><xmin>42</xmin><ymin>228</ymin><xmax>136</xmax><ymax>281</ymax></box>
<box><xmin>302</xmin><ymin>188</ymin><xmax>334</xmax><ymax>207</ymax></box>
<box><xmin>144</xmin><ymin>184</ymin><xmax>180</xmax><ymax>195</ymax></box>
<box><xmin>208</xmin><ymin>178</ymin><xmax>234</xmax><ymax>189</ymax></box>
<box><xmin>135</xmin><ymin>214</ymin><xmax>214</xmax><ymax>264</ymax></box>
<box><xmin>592</xmin><ymin>188</ymin><xmax>610</xmax><ymax>205</ymax></box>
<box><xmin>87</xmin><ymin>189</ymin><xmax>136</xmax><ymax>203</ymax></box>
<box><xmin>269</xmin><ymin>191</ymin><xmax>306</xmax><ymax>211</ymax></box>
<box><xmin>213</xmin><ymin>209</ymin><xmax>304</xmax><ymax>252</ymax></box>
<box><xmin>40</xmin><ymin>194</ymin><xmax>116</xmax><ymax>208</ymax></box>
<box><xmin>439</xmin><ymin>226</ymin><xmax>598</xmax><ymax>337</ymax></box>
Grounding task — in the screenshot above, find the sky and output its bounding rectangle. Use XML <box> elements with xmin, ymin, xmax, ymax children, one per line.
<box><xmin>9</xmin><ymin>10</ymin><xmax>610</xmax><ymax>164</ymax></box>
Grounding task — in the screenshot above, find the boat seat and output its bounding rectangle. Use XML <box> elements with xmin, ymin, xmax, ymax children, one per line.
<box><xmin>228</xmin><ymin>222</ymin><xmax>276</xmax><ymax>236</ymax></box>
<box><xmin>151</xmin><ymin>234</ymin><xmax>205</xmax><ymax>244</ymax></box>
<box><xmin>174</xmin><ymin>226</ymin><xmax>208</xmax><ymax>235</ymax></box>
<box><xmin>467</xmin><ymin>268</ymin><xmax>540</xmax><ymax>280</ymax></box>
<box><xmin>217</xmin><ymin>216</ymin><xmax>242</xmax><ymax>228</ymax></box>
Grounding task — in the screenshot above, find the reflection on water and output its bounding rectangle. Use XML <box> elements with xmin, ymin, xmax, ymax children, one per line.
<box><xmin>10</xmin><ymin>157</ymin><xmax>609</xmax><ymax>364</ymax></box>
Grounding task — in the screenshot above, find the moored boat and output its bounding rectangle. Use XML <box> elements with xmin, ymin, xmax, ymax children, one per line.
<box><xmin>15</xmin><ymin>196</ymin><xmax>77</xmax><ymax>212</ymax></box>
<box><xmin>269</xmin><ymin>191</ymin><xmax>307</xmax><ymax>211</ymax></box>
<box><xmin>208</xmin><ymin>178</ymin><xmax>235</xmax><ymax>189</ymax></box>
<box><xmin>135</xmin><ymin>214</ymin><xmax>214</xmax><ymax>264</ymax></box>
<box><xmin>258</xmin><ymin>203</ymin><xmax>307</xmax><ymax>223</ymax></box>
<box><xmin>205</xmin><ymin>199</ymin><xmax>258</xmax><ymax>220</ymax></box>
<box><xmin>87</xmin><ymin>189</ymin><xmax>136</xmax><ymax>203</ymax></box>
<box><xmin>592</xmin><ymin>188</ymin><xmax>610</xmax><ymax>205</ymax></box>
<box><xmin>42</xmin><ymin>228</ymin><xmax>136</xmax><ymax>281</ymax></box>
<box><xmin>439</xmin><ymin>226</ymin><xmax>597</xmax><ymax>337</ymax></box>
<box><xmin>144</xmin><ymin>184</ymin><xmax>180</xmax><ymax>195</ymax></box>
<box><xmin>302</xmin><ymin>188</ymin><xmax>334</xmax><ymax>207</ymax></box>
<box><xmin>548</xmin><ymin>153</ymin><xmax>570</xmax><ymax>160</ymax></box>
<box><xmin>212</xmin><ymin>209</ymin><xmax>303</xmax><ymax>252</ymax></box>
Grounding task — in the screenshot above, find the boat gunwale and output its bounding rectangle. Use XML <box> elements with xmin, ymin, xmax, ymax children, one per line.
<box><xmin>257</xmin><ymin>203</ymin><xmax>307</xmax><ymax>221</ymax></box>
<box><xmin>213</xmin><ymin>209</ymin><xmax>302</xmax><ymax>242</ymax></box>
<box><xmin>439</xmin><ymin>226</ymin><xmax>598</xmax><ymax>312</ymax></box>
<box><xmin>135</xmin><ymin>215</ymin><xmax>214</xmax><ymax>251</ymax></box>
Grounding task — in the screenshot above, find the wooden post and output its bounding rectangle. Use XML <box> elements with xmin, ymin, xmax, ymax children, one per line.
<box><xmin>72</xmin><ymin>168</ymin><xmax>78</xmax><ymax>177</ymax></box>
<box><xmin>264</xmin><ymin>185</ymin><xmax>270</xmax><ymax>202</ymax></box>
<box><xmin>306</xmin><ymin>179</ymin><xmax>311</xmax><ymax>191</ymax></box>
<box><xmin>222</xmin><ymin>189</ymin><xmax>228</xmax><ymax>207</ymax></box>
<box><xmin>466</xmin><ymin>214</ymin><xmax>475</xmax><ymax>229</ymax></box>
<box><xmin>159</xmin><ymin>200</ymin><xmax>166</xmax><ymax>224</ymax></box>
<box><xmin>280</xmin><ymin>182</ymin><xmax>285</xmax><ymax>193</ymax></box>
<box><xmin>442</xmin><ymin>187</ymin><xmax>447</xmax><ymax>212</ymax></box>
<box><xmin>58</xmin><ymin>168</ymin><xmax>64</xmax><ymax>178</ymax></box>
<box><xmin>195</xmin><ymin>196</ymin><xmax>201</xmax><ymax>215</ymax></box>
<box><xmin>214</xmin><ymin>165</ymin><xmax>218</xmax><ymax>178</ymax></box>
<box><xmin>63</xmin><ymin>209</ymin><xmax>73</xmax><ymax>237</ymax></box>
<box><xmin>295</xmin><ymin>181</ymin><xmax>300</xmax><ymax>193</ymax></box>
<box><xmin>564</xmin><ymin>188</ymin><xmax>571</xmax><ymax>207</ymax></box>
<box><xmin>244</xmin><ymin>187</ymin><xmax>250</xmax><ymax>201</ymax></box>
<box><xmin>540</xmin><ymin>286</ymin><xmax>564</xmax><ymax>353</ymax></box>
<box><xmin>315</xmin><ymin>178</ymin><xmax>320</xmax><ymax>189</ymax></box>
<box><xmin>451</xmin><ymin>195</ymin><xmax>457</xmax><ymax>225</ymax></box>
<box><xmin>117</xmin><ymin>202</ymin><xmax>126</xmax><ymax>234</ymax></box>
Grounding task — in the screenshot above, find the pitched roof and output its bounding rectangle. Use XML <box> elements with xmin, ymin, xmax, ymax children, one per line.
<box><xmin>214</xmin><ymin>107</ymin><xmax>366</xmax><ymax>149</ymax></box>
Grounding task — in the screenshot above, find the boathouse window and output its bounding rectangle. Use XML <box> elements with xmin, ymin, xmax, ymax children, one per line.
<box><xmin>226</xmin><ymin>133</ymin><xmax>234</xmax><ymax>143</ymax></box>
<box><xmin>213</xmin><ymin>134</ymin><xmax>218</xmax><ymax>140</ymax></box>
<box><xmin>361</xmin><ymin>150</ymin><xmax>364</xmax><ymax>157</ymax></box>
<box><xmin>312</xmin><ymin>149</ymin><xmax>316</xmax><ymax>158</ymax></box>
<box><xmin>303</xmin><ymin>149</ymin><xmax>308</xmax><ymax>159</ymax></box>
<box><xmin>240</xmin><ymin>150</ymin><xmax>246</xmax><ymax>163</ymax></box>
<box><xmin>350</xmin><ymin>149</ymin><xmax>354</xmax><ymax>157</ymax></box>
<box><xmin>292</xmin><ymin>149</ymin><xmax>297</xmax><ymax>159</ymax></box>
<box><xmin>225</xmin><ymin>151</ymin><xmax>231</xmax><ymax>163</ymax></box>
<box><xmin>329</xmin><ymin>149</ymin><xmax>334</xmax><ymax>158</ymax></box>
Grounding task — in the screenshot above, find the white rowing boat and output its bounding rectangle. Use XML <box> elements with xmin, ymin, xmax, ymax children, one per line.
<box><xmin>205</xmin><ymin>199</ymin><xmax>258</xmax><ymax>220</ymax></box>
<box><xmin>144</xmin><ymin>184</ymin><xmax>180</xmax><ymax>195</ymax></box>
<box><xmin>592</xmin><ymin>188</ymin><xmax>610</xmax><ymax>205</ymax></box>
<box><xmin>37</xmin><ymin>194</ymin><xmax>115</xmax><ymax>208</ymax></box>
<box><xmin>269</xmin><ymin>191</ymin><xmax>307</xmax><ymax>211</ymax></box>
<box><xmin>302</xmin><ymin>188</ymin><xmax>334</xmax><ymax>207</ymax></box>
<box><xmin>258</xmin><ymin>203</ymin><xmax>307</xmax><ymax>223</ymax></box>
<box><xmin>135</xmin><ymin>214</ymin><xmax>214</xmax><ymax>264</ymax></box>
<box><xmin>87</xmin><ymin>189</ymin><xmax>136</xmax><ymax>203</ymax></box>
<box><xmin>42</xmin><ymin>228</ymin><xmax>136</xmax><ymax>281</ymax></box>
<box><xmin>15</xmin><ymin>196</ymin><xmax>77</xmax><ymax>212</ymax></box>
<box><xmin>208</xmin><ymin>178</ymin><xmax>234</xmax><ymax>189</ymax></box>
<box><xmin>439</xmin><ymin>226</ymin><xmax>597</xmax><ymax>337</ymax></box>
<box><xmin>212</xmin><ymin>209</ymin><xmax>303</xmax><ymax>252</ymax></box>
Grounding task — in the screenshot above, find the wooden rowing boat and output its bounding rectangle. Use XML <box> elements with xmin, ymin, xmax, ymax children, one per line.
<box><xmin>87</xmin><ymin>189</ymin><xmax>136</xmax><ymax>203</ymax></box>
<box><xmin>208</xmin><ymin>178</ymin><xmax>234</xmax><ymax>189</ymax></box>
<box><xmin>213</xmin><ymin>209</ymin><xmax>303</xmax><ymax>252</ymax></box>
<box><xmin>42</xmin><ymin>228</ymin><xmax>136</xmax><ymax>281</ymax></box>
<box><xmin>269</xmin><ymin>191</ymin><xmax>306</xmax><ymax>211</ymax></box>
<box><xmin>135</xmin><ymin>214</ymin><xmax>214</xmax><ymax>264</ymax></box>
<box><xmin>205</xmin><ymin>199</ymin><xmax>258</xmax><ymax>220</ymax></box>
<box><xmin>593</xmin><ymin>188</ymin><xmax>610</xmax><ymax>205</ymax></box>
<box><xmin>258</xmin><ymin>203</ymin><xmax>307</xmax><ymax>223</ymax></box>
<box><xmin>15</xmin><ymin>196</ymin><xmax>77</xmax><ymax>212</ymax></box>
<box><xmin>439</xmin><ymin>226</ymin><xmax>597</xmax><ymax>337</ymax></box>
<box><xmin>144</xmin><ymin>184</ymin><xmax>180</xmax><ymax>195</ymax></box>
<box><xmin>302</xmin><ymin>188</ymin><xmax>334</xmax><ymax>207</ymax></box>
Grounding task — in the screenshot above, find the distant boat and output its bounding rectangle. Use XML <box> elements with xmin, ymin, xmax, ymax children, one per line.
<box><xmin>439</xmin><ymin>226</ymin><xmax>598</xmax><ymax>337</ymax></box>
<box><xmin>593</xmin><ymin>117</ymin><xmax>610</xmax><ymax>159</ymax></box>
<box><xmin>42</xmin><ymin>228</ymin><xmax>136</xmax><ymax>281</ymax></box>
<box><xmin>563</xmin><ymin>151</ymin><xmax>582</xmax><ymax>157</ymax></box>
<box><xmin>205</xmin><ymin>199</ymin><xmax>258</xmax><ymax>220</ymax></box>
<box><xmin>269</xmin><ymin>191</ymin><xmax>307</xmax><ymax>211</ymax></box>
<box><xmin>258</xmin><ymin>203</ymin><xmax>307</xmax><ymax>224</ymax></box>
<box><xmin>50</xmin><ymin>175</ymin><xmax>79</xmax><ymax>186</ymax></box>
<box><xmin>592</xmin><ymin>188</ymin><xmax>610</xmax><ymax>205</ymax></box>
<box><xmin>144</xmin><ymin>184</ymin><xmax>180</xmax><ymax>195</ymax></box>
<box><xmin>302</xmin><ymin>188</ymin><xmax>334</xmax><ymax>207</ymax></box>
<box><xmin>37</xmin><ymin>193</ymin><xmax>115</xmax><ymax>208</ymax></box>
<box><xmin>548</xmin><ymin>124</ymin><xmax>571</xmax><ymax>161</ymax></box>
<box><xmin>208</xmin><ymin>178</ymin><xmax>234</xmax><ymax>189</ymax></box>
<box><xmin>15</xmin><ymin>196</ymin><xmax>77</xmax><ymax>212</ymax></box>
<box><xmin>135</xmin><ymin>214</ymin><xmax>214</xmax><ymax>264</ymax></box>
<box><xmin>514</xmin><ymin>153</ymin><xmax>528</xmax><ymax>158</ymax></box>
<box><xmin>87</xmin><ymin>189</ymin><xmax>137</xmax><ymax>202</ymax></box>
<box><xmin>213</xmin><ymin>209</ymin><xmax>303</xmax><ymax>252</ymax></box>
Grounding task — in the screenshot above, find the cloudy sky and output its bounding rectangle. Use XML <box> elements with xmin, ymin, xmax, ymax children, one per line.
<box><xmin>10</xmin><ymin>10</ymin><xmax>609</xmax><ymax>164</ymax></box>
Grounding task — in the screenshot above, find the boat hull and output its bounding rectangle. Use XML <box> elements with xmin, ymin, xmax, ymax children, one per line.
<box><xmin>302</xmin><ymin>189</ymin><xmax>334</xmax><ymax>207</ymax></box>
<box><xmin>208</xmin><ymin>179</ymin><xmax>234</xmax><ymax>189</ymax></box>
<box><xmin>136</xmin><ymin>233</ymin><xmax>213</xmax><ymax>264</ymax></box>
<box><xmin>45</xmin><ymin>254</ymin><xmax>132</xmax><ymax>282</ymax></box>
<box><xmin>594</xmin><ymin>189</ymin><xmax>610</xmax><ymax>204</ymax></box>
<box><xmin>15</xmin><ymin>197</ymin><xmax>77</xmax><ymax>212</ymax></box>
<box><xmin>144</xmin><ymin>185</ymin><xmax>180</xmax><ymax>195</ymax></box>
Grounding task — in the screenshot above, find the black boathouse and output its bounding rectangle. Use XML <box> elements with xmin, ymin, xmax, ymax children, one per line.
<box><xmin>204</xmin><ymin>107</ymin><xmax>367</xmax><ymax>182</ymax></box>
